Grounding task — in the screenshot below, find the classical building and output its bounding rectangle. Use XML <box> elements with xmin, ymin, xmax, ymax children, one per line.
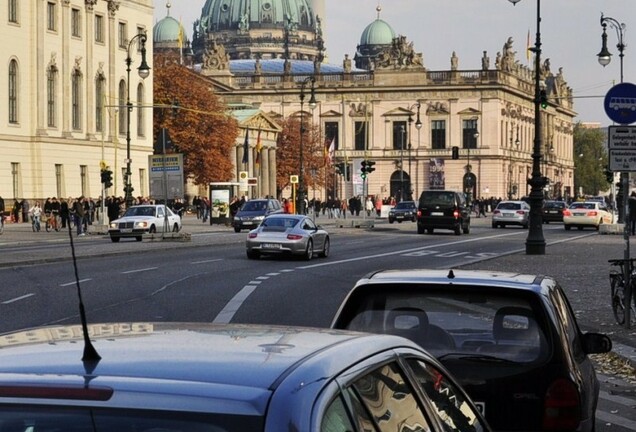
<box><xmin>155</xmin><ymin>0</ymin><xmax>576</xmax><ymax>203</ymax></box>
<box><xmin>0</xmin><ymin>0</ymin><xmax>154</xmax><ymax>204</ymax></box>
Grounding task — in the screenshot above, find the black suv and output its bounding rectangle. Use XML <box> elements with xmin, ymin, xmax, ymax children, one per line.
<box><xmin>233</xmin><ymin>198</ymin><xmax>283</xmax><ymax>232</ymax></box>
<box><xmin>416</xmin><ymin>190</ymin><xmax>470</xmax><ymax>235</ymax></box>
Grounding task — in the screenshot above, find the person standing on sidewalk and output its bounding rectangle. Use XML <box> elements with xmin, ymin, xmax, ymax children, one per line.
<box><xmin>72</xmin><ymin>196</ymin><xmax>86</xmax><ymax>236</ymax></box>
<box><xmin>628</xmin><ymin>191</ymin><xmax>636</xmax><ymax>235</ymax></box>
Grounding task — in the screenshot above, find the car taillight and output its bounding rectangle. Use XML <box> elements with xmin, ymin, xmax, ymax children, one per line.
<box><xmin>493</xmin><ymin>210</ymin><xmax>501</xmax><ymax>215</ymax></box>
<box><xmin>287</xmin><ymin>234</ymin><xmax>303</xmax><ymax>240</ymax></box>
<box><xmin>453</xmin><ymin>210</ymin><xmax>460</xmax><ymax>218</ymax></box>
<box><xmin>542</xmin><ymin>378</ymin><xmax>581</xmax><ymax>431</ymax></box>
<box><xmin>0</xmin><ymin>384</ymin><xmax>113</xmax><ymax>401</ymax></box>
<box><xmin>516</xmin><ymin>210</ymin><xmax>526</xmax><ymax>215</ymax></box>
<box><xmin>248</xmin><ymin>233</ymin><xmax>258</xmax><ymax>238</ymax></box>
<box><xmin>587</xmin><ymin>211</ymin><xmax>598</xmax><ymax>216</ymax></box>
<box><xmin>417</xmin><ymin>210</ymin><xmax>422</xmax><ymax>218</ymax></box>
<box><xmin>563</xmin><ymin>210</ymin><xmax>572</xmax><ymax>216</ymax></box>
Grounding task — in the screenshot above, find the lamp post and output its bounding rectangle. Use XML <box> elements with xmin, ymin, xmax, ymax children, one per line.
<box><xmin>509</xmin><ymin>124</ymin><xmax>520</xmax><ymax>199</ymax></box>
<box><xmin>509</xmin><ymin>0</ymin><xmax>546</xmax><ymax>255</ymax></box>
<box><xmin>407</xmin><ymin>102</ymin><xmax>422</xmax><ymax>200</ymax></box>
<box><xmin>124</xmin><ymin>31</ymin><xmax>151</xmax><ymax>209</ymax></box>
<box><xmin>400</xmin><ymin>125</ymin><xmax>405</xmax><ymax>201</ymax></box>
<box><xmin>598</xmin><ymin>13</ymin><xmax>631</xmax><ymax>328</ymax></box>
<box><xmin>298</xmin><ymin>76</ymin><xmax>317</xmax><ymax>215</ymax></box>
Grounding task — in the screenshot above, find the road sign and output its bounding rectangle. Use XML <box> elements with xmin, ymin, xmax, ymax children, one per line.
<box><xmin>604</xmin><ymin>82</ymin><xmax>636</xmax><ymax>125</ymax></box>
<box><xmin>609</xmin><ymin>149</ymin><xmax>636</xmax><ymax>172</ymax></box>
<box><xmin>608</xmin><ymin>126</ymin><xmax>636</xmax><ymax>150</ymax></box>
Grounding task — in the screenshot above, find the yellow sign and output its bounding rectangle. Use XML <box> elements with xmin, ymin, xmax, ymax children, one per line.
<box><xmin>239</xmin><ymin>171</ymin><xmax>248</xmax><ymax>180</ymax></box>
<box><xmin>290</xmin><ymin>175</ymin><xmax>299</xmax><ymax>184</ymax></box>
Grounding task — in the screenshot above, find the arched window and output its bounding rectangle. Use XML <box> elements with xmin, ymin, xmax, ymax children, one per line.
<box><xmin>71</xmin><ymin>69</ymin><xmax>83</xmax><ymax>130</ymax></box>
<box><xmin>95</xmin><ymin>74</ymin><xmax>105</xmax><ymax>132</ymax></box>
<box><xmin>136</xmin><ymin>82</ymin><xmax>145</xmax><ymax>137</ymax></box>
<box><xmin>118</xmin><ymin>79</ymin><xmax>126</xmax><ymax>135</ymax></box>
<box><xmin>47</xmin><ymin>65</ymin><xmax>58</xmax><ymax>127</ymax></box>
<box><xmin>8</xmin><ymin>59</ymin><xmax>18</xmax><ymax>123</ymax></box>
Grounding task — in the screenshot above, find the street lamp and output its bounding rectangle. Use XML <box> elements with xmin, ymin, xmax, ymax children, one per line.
<box><xmin>400</xmin><ymin>125</ymin><xmax>405</xmax><ymax>201</ymax></box>
<box><xmin>124</xmin><ymin>31</ymin><xmax>151</xmax><ymax>209</ymax></box>
<box><xmin>407</xmin><ymin>102</ymin><xmax>422</xmax><ymax>200</ymax></box>
<box><xmin>509</xmin><ymin>0</ymin><xmax>546</xmax><ymax>255</ymax></box>
<box><xmin>298</xmin><ymin>76</ymin><xmax>317</xmax><ymax>215</ymax></box>
<box><xmin>509</xmin><ymin>124</ymin><xmax>520</xmax><ymax>199</ymax></box>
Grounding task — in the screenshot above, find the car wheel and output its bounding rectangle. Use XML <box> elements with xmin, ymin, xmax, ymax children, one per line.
<box><xmin>398</xmin><ymin>220</ymin><xmax>402</xmax><ymax>223</ymax></box>
<box><xmin>234</xmin><ymin>227</ymin><xmax>241</xmax><ymax>233</ymax></box>
<box><xmin>427</xmin><ymin>228</ymin><xmax>434</xmax><ymax>234</ymax></box>
<box><xmin>454</xmin><ymin>224</ymin><xmax>461</xmax><ymax>235</ymax></box>
<box><xmin>135</xmin><ymin>236</ymin><xmax>142</xmax><ymax>241</ymax></box>
<box><xmin>463</xmin><ymin>224</ymin><xmax>470</xmax><ymax>234</ymax></box>
<box><xmin>304</xmin><ymin>240</ymin><xmax>314</xmax><ymax>261</ymax></box>
<box><xmin>491</xmin><ymin>222</ymin><xmax>497</xmax><ymax>228</ymax></box>
<box><xmin>389</xmin><ymin>218</ymin><xmax>394</xmax><ymax>224</ymax></box>
<box><xmin>172</xmin><ymin>223</ymin><xmax>180</xmax><ymax>232</ymax></box>
<box><xmin>523</xmin><ymin>223</ymin><xmax>529</xmax><ymax>229</ymax></box>
<box><xmin>319</xmin><ymin>237</ymin><xmax>330</xmax><ymax>258</ymax></box>
<box><xmin>110</xmin><ymin>236</ymin><xmax>120</xmax><ymax>243</ymax></box>
<box><xmin>417</xmin><ymin>224</ymin><xmax>425</xmax><ymax>234</ymax></box>
<box><xmin>578</xmin><ymin>226</ymin><xmax>584</xmax><ymax>231</ymax></box>
<box><xmin>246</xmin><ymin>250</ymin><xmax>259</xmax><ymax>259</ymax></box>
<box><xmin>149</xmin><ymin>225</ymin><xmax>157</xmax><ymax>234</ymax></box>
<box><xmin>564</xmin><ymin>224</ymin><xmax>571</xmax><ymax>230</ymax></box>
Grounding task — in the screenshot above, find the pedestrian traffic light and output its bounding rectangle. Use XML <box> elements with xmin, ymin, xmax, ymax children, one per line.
<box><xmin>540</xmin><ymin>89</ymin><xmax>548</xmax><ymax>109</ymax></box>
<box><xmin>451</xmin><ymin>146</ymin><xmax>459</xmax><ymax>160</ymax></box>
<box><xmin>100</xmin><ymin>169</ymin><xmax>113</xmax><ymax>189</ymax></box>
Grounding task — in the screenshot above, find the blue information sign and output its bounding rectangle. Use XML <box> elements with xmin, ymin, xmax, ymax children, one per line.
<box><xmin>604</xmin><ymin>82</ymin><xmax>636</xmax><ymax>125</ymax></box>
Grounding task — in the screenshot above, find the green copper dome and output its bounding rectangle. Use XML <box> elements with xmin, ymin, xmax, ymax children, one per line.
<box><xmin>200</xmin><ymin>0</ymin><xmax>316</xmax><ymax>31</ymax></box>
<box><xmin>359</xmin><ymin>18</ymin><xmax>395</xmax><ymax>47</ymax></box>
<box><xmin>153</xmin><ymin>15</ymin><xmax>186</xmax><ymax>43</ymax></box>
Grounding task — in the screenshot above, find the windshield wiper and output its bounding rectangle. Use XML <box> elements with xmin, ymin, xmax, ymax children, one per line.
<box><xmin>436</xmin><ymin>353</ymin><xmax>520</xmax><ymax>364</ymax></box>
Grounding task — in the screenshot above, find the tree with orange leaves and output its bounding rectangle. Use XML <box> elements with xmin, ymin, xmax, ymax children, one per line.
<box><xmin>153</xmin><ymin>57</ymin><xmax>239</xmax><ymax>185</ymax></box>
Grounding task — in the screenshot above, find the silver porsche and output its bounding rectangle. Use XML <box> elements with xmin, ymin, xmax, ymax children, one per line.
<box><xmin>245</xmin><ymin>214</ymin><xmax>330</xmax><ymax>260</ymax></box>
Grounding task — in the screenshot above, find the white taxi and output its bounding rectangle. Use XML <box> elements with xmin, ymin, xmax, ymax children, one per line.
<box><xmin>563</xmin><ymin>201</ymin><xmax>613</xmax><ymax>230</ymax></box>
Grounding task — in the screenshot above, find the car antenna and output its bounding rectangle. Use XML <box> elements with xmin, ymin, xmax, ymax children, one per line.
<box><xmin>65</xmin><ymin>223</ymin><xmax>101</xmax><ymax>367</ymax></box>
<box><xmin>447</xmin><ymin>269</ymin><xmax>455</xmax><ymax>279</ymax></box>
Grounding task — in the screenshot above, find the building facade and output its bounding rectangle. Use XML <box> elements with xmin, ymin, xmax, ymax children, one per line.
<box><xmin>0</xmin><ymin>0</ymin><xmax>154</xmax><ymax>204</ymax></box>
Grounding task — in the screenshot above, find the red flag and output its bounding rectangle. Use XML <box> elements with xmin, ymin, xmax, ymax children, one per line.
<box><xmin>255</xmin><ymin>129</ymin><xmax>263</xmax><ymax>166</ymax></box>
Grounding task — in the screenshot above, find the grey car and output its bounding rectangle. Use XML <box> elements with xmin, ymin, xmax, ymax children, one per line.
<box><xmin>491</xmin><ymin>200</ymin><xmax>530</xmax><ymax>228</ymax></box>
<box><xmin>245</xmin><ymin>214</ymin><xmax>329</xmax><ymax>260</ymax></box>
<box><xmin>0</xmin><ymin>322</ymin><xmax>490</xmax><ymax>432</ymax></box>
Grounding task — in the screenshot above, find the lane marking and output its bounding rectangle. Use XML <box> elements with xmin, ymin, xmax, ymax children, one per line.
<box><xmin>214</xmin><ymin>285</ymin><xmax>257</xmax><ymax>324</ymax></box>
<box><xmin>60</xmin><ymin>278</ymin><xmax>92</xmax><ymax>287</ymax></box>
<box><xmin>191</xmin><ymin>258</ymin><xmax>223</xmax><ymax>265</ymax></box>
<box><xmin>122</xmin><ymin>267</ymin><xmax>158</xmax><ymax>274</ymax></box>
<box><xmin>2</xmin><ymin>294</ymin><xmax>35</xmax><ymax>304</ymax></box>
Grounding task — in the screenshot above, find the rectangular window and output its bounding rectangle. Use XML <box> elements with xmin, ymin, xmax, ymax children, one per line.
<box><xmin>47</xmin><ymin>2</ymin><xmax>56</xmax><ymax>31</ymax></box>
<box><xmin>139</xmin><ymin>169</ymin><xmax>146</xmax><ymax>197</ymax></box>
<box><xmin>71</xmin><ymin>8</ymin><xmax>81</xmax><ymax>37</ymax></box>
<box><xmin>8</xmin><ymin>0</ymin><xmax>18</xmax><ymax>23</ymax></box>
<box><xmin>119</xmin><ymin>22</ymin><xmax>127</xmax><ymax>48</ymax></box>
<box><xmin>462</xmin><ymin>119</ymin><xmax>478</xmax><ymax>149</ymax></box>
<box><xmin>55</xmin><ymin>164</ymin><xmax>63</xmax><ymax>198</ymax></box>
<box><xmin>11</xmin><ymin>162</ymin><xmax>20</xmax><ymax>199</ymax></box>
<box><xmin>354</xmin><ymin>121</ymin><xmax>368</xmax><ymax>151</ymax></box>
<box><xmin>431</xmin><ymin>120</ymin><xmax>446</xmax><ymax>149</ymax></box>
<box><xmin>72</xmin><ymin>73</ymin><xmax>82</xmax><ymax>130</ymax></box>
<box><xmin>95</xmin><ymin>15</ymin><xmax>104</xmax><ymax>43</ymax></box>
<box><xmin>392</xmin><ymin>121</ymin><xmax>407</xmax><ymax>150</ymax></box>
<box><xmin>95</xmin><ymin>78</ymin><xmax>104</xmax><ymax>133</ymax></box>
<box><xmin>324</xmin><ymin>121</ymin><xmax>339</xmax><ymax>150</ymax></box>
<box><xmin>47</xmin><ymin>69</ymin><xmax>57</xmax><ymax>127</ymax></box>
<box><xmin>80</xmin><ymin>165</ymin><xmax>87</xmax><ymax>197</ymax></box>
<box><xmin>8</xmin><ymin>60</ymin><xmax>18</xmax><ymax>124</ymax></box>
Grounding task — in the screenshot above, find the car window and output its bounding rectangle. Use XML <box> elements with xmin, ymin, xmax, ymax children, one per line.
<box><xmin>497</xmin><ymin>202</ymin><xmax>521</xmax><ymax>210</ymax></box>
<box><xmin>349</xmin><ymin>362</ymin><xmax>433</xmax><ymax>431</ymax></box>
<box><xmin>241</xmin><ymin>201</ymin><xmax>265</xmax><ymax>212</ymax></box>
<box><xmin>421</xmin><ymin>192</ymin><xmax>455</xmax><ymax>206</ymax></box>
<box><xmin>322</xmin><ymin>395</ymin><xmax>356</xmax><ymax>432</ymax></box>
<box><xmin>570</xmin><ymin>203</ymin><xmax>593</xmax><ymax>210</ymax></box>
<box><xmin>303</xmin><ymin>218</ymin><xmax>316</xmax><ymax>230</ymax></box>
<box><xmin>407</xmin><ymin>358</ymin><xmax>487</xmax><ymax>432</ymax></box>
<box><xmin>341</xmin><ymin>287</ymin><xmax>550</xmax><ymax>363</ymax></box>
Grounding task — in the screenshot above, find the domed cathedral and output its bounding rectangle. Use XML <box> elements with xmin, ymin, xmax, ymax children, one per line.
<box><xmin>191</xmin><ymin>0</ymin><xmax>326</xmax><ymax>62</ymax></box>
<box><xmin>354</xmin><ymin>6</ymin><xmax>396</xmax><ymax>70</ymax></box>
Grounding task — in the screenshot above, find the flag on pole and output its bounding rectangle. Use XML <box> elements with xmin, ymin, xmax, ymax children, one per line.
<box><xmin>255</xmin><ymin>128</ymin><xmax>263</xmax><ymax>166</ymax></box>
<box><xmin>526</xmin><ymin>29</ymin><xmax>532</xmax><ymax>64</ymax></box>
<box><xmin>327</xmin><ymin>138</ymin><xmax>335</xmax><ymax>166</ymax></box>
<box><xmin>242</xmin><ymin>127</ymin><xmax>249</xmax><ymax>164</ymax></box>
<box><xmin>178</xmin><ymin>18</ymin><xmax>185</xmax><ymax>65</ymax></box>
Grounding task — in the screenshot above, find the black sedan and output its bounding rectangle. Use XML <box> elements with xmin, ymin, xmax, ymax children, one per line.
<box><xmin>388</xmin><ymin>200</ymin><xmax>417</xmax><ymax>223</ymax></box>
<box><xmin>331</xmin><ymin>269</ymin><xmax>612</xmax><ymax>432</ymax></box>
<box><xmin>542</xmin><ymin>200</ymin><xmax>567</xmax><ymax>223</ymax></box>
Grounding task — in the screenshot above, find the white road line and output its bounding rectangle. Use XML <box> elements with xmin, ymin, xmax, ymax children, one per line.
<box><xmin>59</xmin><ymin>278</ymin><xmax>92</xmax><ymax>287</ymax></box>
<box><xmin>2</xmin><ymin>294</ymin><xmax>35</xmax><ymax>304</ymax></box>
<box><xmin>191</xmin><ymin>258</ymin><xmax>223</xmax><ymax>264</ymax></box>
<box><xmin>122</xmin><ymin>267</ymin><xmax>158</xmax><ymax>274</ymax></box>
<box><xmin>213</xmin><ymin>285</ymin><xmax>257</xmax><ymax>324</ymax></box>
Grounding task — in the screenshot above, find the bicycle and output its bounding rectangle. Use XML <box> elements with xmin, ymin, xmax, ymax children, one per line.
<box><xmin>45</xmin><ymin>212</ymin><xmax>60</xmax><ymax>232</ymax></box>
<box><xmin>608</xmin><ymin>258</ymin><xmax>636</xmax><ymax>326</ymax></box>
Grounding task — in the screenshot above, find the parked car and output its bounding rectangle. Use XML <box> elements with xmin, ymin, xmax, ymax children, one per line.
<box><xmin>388</xmin><ymin>200</ymin><xmax>417</xmax><ymax>223</ymax></box>
<box><xmin>563</xmin><ymin>201</ymin><xmax>614</xmax><ymax>230</ymax></box>
<box><xmin>108</xmin><ymin>204</ymin><xmax>181</xmax><ymax>242</ymax></box>
<box><xmin>416</xmin><ymin>190</ymin><xmax>471</xmax><ymax>235</ymax></box>
<box><xmin>0</xmin><ymin>322</ymin><xmax>490</xmax><ymax>432</ymax></box>
<box><xmin>233</xmin><ymin>198</ymin><xmax>283</xmax><ymax>232</ymax></box>
<box><xmin>246</xmin><ymin>214</ymin><xmax>329</xmax><ymax>260</ymax></box>
<box><xmin>491</xmin><ymin>200</ymin><xmax>530</xmax><ymax>228</ymax></box>
<box><xmin>542</xmin><ymin>200</ymin><xmax>567</xmax><ymax>223</ymax></box>
<box><xmin>331</xmin><ymin>269</ymin><xmax>612</xmax><ymax>432</ymax></box>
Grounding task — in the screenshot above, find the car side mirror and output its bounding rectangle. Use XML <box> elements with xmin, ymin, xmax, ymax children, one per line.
<box><xmin>582</xmin><ymin>332</ymin><xmax>612</xmax><ymax>354</ymax></box>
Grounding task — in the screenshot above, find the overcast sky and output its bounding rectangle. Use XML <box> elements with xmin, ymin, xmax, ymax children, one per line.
<box><xmin>155</xmin><ymin>0</ymin><xmax>636</xmax><ymax>127</ymax></box>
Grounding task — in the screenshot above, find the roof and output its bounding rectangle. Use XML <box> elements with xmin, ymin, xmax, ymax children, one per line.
<box><xmin>153</xmin><ymin>15</ymin><xmax>187</xmax><ymax>43</ymax></box>
<box><xmin>228</xmin><ymin>59</ymin><xmax>363</xmax><ymax>75</ymax></box>
<box><xmin>359</xmin><ymin>18</ymin><xmax>396</xmax><ymax>47</ymax></box>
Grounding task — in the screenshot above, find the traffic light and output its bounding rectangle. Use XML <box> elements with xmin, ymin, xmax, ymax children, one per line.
<box><xmin>335</xmin><ymin>163</ymin><xmax>343</xmax><ymax>175</ymax></box>
<box><xmin>100</xmin><ymin>169</ymin><xmax>113</xmax><ymax>189</ymax></box>
<box><xmin>540</xmin><ymin>89</ymin><xmax>548</xmax><ymax>109</ymax></box>
<box><xmin>360</xmin><ymin>161</ymin><xmax>368</xmax><ymax>179</ymax></box>
<box><xmin>451</xmin><ymin>146</ymin><xmax>459</xmax><ymax>160</ymax></box>
<box><xmin>366</xmin><ymin>160</ymin><xmax>376</xmax><ymax>174</ymax></box>
<box><xmin>605</xmin><ymin>168</ymin><xmax>614</xmax><ymax>183</ymax></box>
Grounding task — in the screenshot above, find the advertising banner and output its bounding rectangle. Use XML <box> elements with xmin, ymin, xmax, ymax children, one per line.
<box><xmin>429</xmin><ymin>158</ymin><xmax>445</xmax><ymax>190</ymax></box>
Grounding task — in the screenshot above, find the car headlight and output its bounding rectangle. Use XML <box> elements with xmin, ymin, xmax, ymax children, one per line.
<box><xmin>135</xmin><ymin>221</ymin><xmax>148</xmax><ymax>228</ymax></box>
<box><xmin>254</xmin><ymin>215</ymin><xmax>265</xmax><ymax>221</ymax></box>
<box><xmin>234</xmin><ymin>216</ymin><xmax>242</xmax><ymax>221</ymax></box>
<box><xmin>109</xmin><ymin>222</ymin><xmax>117</xmax><ymax>229</ymax></box>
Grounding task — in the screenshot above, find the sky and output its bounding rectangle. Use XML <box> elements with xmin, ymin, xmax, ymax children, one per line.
<box><xmin>154</xmin><ymin>0</ymin><xmax>636</xmax><ymax>127</ymax></box>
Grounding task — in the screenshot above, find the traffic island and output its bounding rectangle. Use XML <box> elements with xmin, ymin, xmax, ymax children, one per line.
<box><xmin>599</xmin><ymin>224</ymin><xmax>624</xmax><ymax>235</ymax></box>
<box><xmin>147</xmin><ymin>232</ymin><xmax>191</xmax><ymax>242</ymax></box>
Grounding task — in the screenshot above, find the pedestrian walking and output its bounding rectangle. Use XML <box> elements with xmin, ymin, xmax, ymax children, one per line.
<box><xmin>72</xmin><ymin>196</ymin><xmax>86</xmax><ymax>236</ymax></box>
